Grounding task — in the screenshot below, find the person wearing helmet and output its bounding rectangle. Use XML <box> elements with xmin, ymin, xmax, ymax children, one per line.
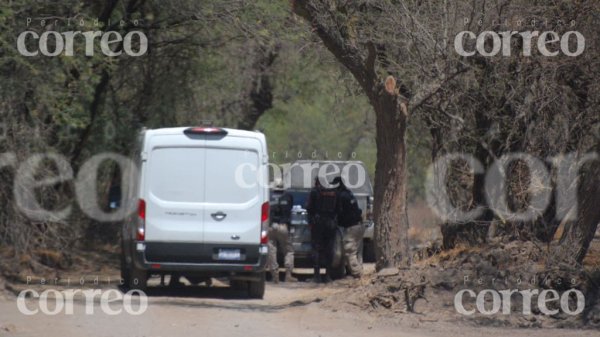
<box><xmin>267</xmin><ymin>179</ymin><xmax>297</xmax><ymax>283</ymax></box>
<box><xmin>306</xmin><ymin>177</ymin><xmax>337</xmax><ymax>283</ymax></box>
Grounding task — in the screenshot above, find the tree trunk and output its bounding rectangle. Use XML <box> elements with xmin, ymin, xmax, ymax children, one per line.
<box><xmin>549</xmin><ymin>157</ymin><xmax>600</xmax><ymax>265</ymax></box>
<box><xmin>371</xmin><ymin>87</ymin><xmax>410</xmax><ymax>269</ymax></box>
<box><xmin>70</xmin><ymin>69</ymin><xmax>110</xmax><ymax>167</ymax></box>
<box><xmin>237</xmin><ymin>48</ymin><xmax>278</xmax><ymax>131</ymax></box>
<box><xmin>291</xmin><ymin>0</ymin><xmax>411</xmax><ymax>270</ymax></box>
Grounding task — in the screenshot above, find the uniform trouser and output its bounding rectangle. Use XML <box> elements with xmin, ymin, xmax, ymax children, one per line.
<box><xmin>342</xmin><ymin>223</ymin><xmax>365</xmax><ymax>277</ymax></box>
<box><xmin>267</xmin><ymin>223</ymin><xmax>294</xmax><ymax>274</ymax></box>
<box><xmin>312</xmin><ymin>217</ymin><xmax>336</xmax><ymax>278</ymax></box>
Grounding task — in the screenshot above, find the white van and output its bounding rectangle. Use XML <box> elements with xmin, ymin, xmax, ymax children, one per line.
<box><xmin>120</xmin><ymin>126</ymin><xmax>269</xmax><ymax>298</ymax></box>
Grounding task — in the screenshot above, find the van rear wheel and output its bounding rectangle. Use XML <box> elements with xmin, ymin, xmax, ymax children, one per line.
<box><xmin>129</xmin><ymin>267</ymin><xmax>148</xmax><ymax>291</ymax></box>
<box><xmin>120</xmin><ymin>253</ymin><xmax>131</xmax><ymax>286</ymax></box>
<box><xmin>247</xmin><ymin>272</ymin><xmax>265</xmax><ymax>299</ymax></box>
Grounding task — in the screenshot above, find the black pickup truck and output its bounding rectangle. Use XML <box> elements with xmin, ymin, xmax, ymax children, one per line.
<box><xmin>270</xmin><ymin>160</ymin><xmax>375</xmax><ymax>276</ymax></box>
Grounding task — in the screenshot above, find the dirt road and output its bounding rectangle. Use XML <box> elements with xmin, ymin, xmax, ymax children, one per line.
<box><xmin>0</xmin><ymin>268</ymin><xmax>597</xmax><ymax>337</ymax></box>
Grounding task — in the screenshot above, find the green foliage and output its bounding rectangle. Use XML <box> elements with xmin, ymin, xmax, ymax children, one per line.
<box><xmin>0</xmin><ymin>0</ymin><xmax>434</xmax><ymax>254</ymax></box>
<box><xmin>257</xmin><ymin>45</ymin><xmax>376</xmax><ymax>175</ymax></box>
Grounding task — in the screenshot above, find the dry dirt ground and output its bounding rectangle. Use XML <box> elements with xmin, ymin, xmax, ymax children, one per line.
<box><xmin>0</xmin><ymin>265</ymin><xmax>598</xmax><ymax>337</ymax></box>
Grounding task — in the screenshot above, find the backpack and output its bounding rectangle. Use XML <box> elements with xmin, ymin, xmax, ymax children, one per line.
<box><xmin>348</xmin><ymin>197</ymin><xmax>363</xmax><ymax>224</ymax></box>
<box><xmin>339</xmin><ymin>190</ymin><xmax>363</xmax><ymax>226</ymax></box>
<box><xmin>315</xmin><ymin>188</ymin><xmax>338</xmax><ymax>217</ymax></box>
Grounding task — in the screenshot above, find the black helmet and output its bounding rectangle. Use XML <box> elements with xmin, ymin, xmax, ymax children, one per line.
<box><xmin>330</xmin><ymin>176</ymin><xmax>345</xmax><ymax>188</ymax></box>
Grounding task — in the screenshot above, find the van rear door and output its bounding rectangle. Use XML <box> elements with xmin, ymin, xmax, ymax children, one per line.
<box><xmin>202</xmin><ymin>136</ymin><xmax>263</xmax><ymax>246</ymax></box>
<box><xmin>144</xmin><ymin>135</ymin><xmax>206</xmax><ymax>243</ymax></box>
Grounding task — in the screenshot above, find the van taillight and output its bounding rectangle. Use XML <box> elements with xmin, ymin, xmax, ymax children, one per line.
<box><xmin>260</xmin><ymin>230</ymin><xmax>268</xmax><ymax>245</ymax></box>
<box><xmin>260</xmin><ymin>201</ymin><xmax>269</xmax><ymax>244</ymax></box>
<box><xmin>136</xmin><ymin>199</ymin><xmax>146</xmax><ymax>241</ymax></box>
<box><xmin>261</xmin><ymin>201</ymin><xmax>269</xmax><ymax>223</ymax></box>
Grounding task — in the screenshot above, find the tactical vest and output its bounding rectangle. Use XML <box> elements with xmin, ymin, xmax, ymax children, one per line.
<box><xmin>315</xmin><ymin>188</ymin><xmax>338</xmax><ymax>218</ymax></box>
<box><xmin>270</xmin><ymin>193</ymin><xmax>292</xmax><ymax>224</ymax></box>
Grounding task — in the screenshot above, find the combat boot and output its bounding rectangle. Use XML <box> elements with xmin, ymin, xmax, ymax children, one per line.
<box><xmin>284</xmin><ymin>270</ymin><xmax>298</xmax><ymax>282</ymax></box>
<box><xmin>312</xmin><ymin>266</ymin><xmax>322</xmax><ymax>283</ymax></box>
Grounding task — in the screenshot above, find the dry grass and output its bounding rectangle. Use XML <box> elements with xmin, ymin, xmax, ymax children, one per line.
<box><xmin>407</xmin><ymin>200</ymin><xmax>441</xmax><ymax>244</ymax></box>
<box><xmin>584</xmin><ymin>239</ymin><xmax>600</xmax><ymax>267</ymax></box>
<box><xmin>552</xmin><ymin>222</ymin><xmax>565</xmax><ymax>241</ymax></box>
<box><xmin>413</xmin><ymin>244</ymin><xmax>475</xmax><ymax>266</ymax></box>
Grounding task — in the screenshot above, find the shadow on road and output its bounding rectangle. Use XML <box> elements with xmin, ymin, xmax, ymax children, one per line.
<box><xmin>118</xmin><ymin>284</ymin><xmax>323</xmax><ymax>313</ymax></box>
<box><xmin>142</xmin><ymin>285</ymin><xmax>249</xmax><ymax>300</ymax></box>
<box><xmin>115</xmin><ymin>271</ymin><xmax>328</xmax><ymax>313</ymax></box>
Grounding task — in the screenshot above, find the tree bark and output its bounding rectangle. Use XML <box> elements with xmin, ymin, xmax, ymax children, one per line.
<box><xmin>371</xmin><ymin>85</ymin><xmax>410</xmax><ymax>268</ymax></box>
<box><xmin>292</xmin><ymin>0</ymin><xmax>411</xmax><ymax>270</ymax></box>
<box><xmin>70</xmin><ymin>69</ymin><xmax>110</xmax><ymax>166</ymax></box>
<box><xmin>549</xmin><ymin>155</ymin><xmax>600</xmax><ymax>265</ymax></box>
<box><xmin>237</xmin><ymin>48</ymin><xmax>278</xmax><ymax>131</ymax></box>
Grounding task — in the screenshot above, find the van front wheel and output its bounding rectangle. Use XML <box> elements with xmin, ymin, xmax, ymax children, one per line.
<box><xmin>247</xmin><ymin>272</ymin><xmax>265</xmax><ymax>299</ymax></box>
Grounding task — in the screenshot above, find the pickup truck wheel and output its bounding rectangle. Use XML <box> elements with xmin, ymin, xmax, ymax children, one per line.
<box><xmin>230</xmin><ymin>280</ymin><xmax>247</xmax><ymax>291</ymax></box>
<box><xmin>129</xmin><ymin>267</ymin><xmax>148</xmax><ymax>291</ymax></box>
<box><xmin>329</xmin><ymin>261</ymin><xmax>346</xmax><ymax>280</ymax></box>
<box><xmin>328</xmin><ymin>228</ymin><xmax>346</xmax><ymax>280</ymax></box>
<box><xmin>363</xmin><ymin>239</ymin><xmax>376</xmax><ymax>263</ymax></box>
<box><xmin>247</xmin><ymin>272</ymin><xmax>265</xmax><ymax>299</ymax></box>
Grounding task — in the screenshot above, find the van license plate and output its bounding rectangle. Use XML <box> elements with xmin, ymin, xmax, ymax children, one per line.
<box><xmin>218</xmin><ymin>249</ymin><xmax>241</xmax><ymax>260</ymax></box>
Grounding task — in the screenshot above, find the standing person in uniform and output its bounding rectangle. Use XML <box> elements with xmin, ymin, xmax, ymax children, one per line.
<box><xmin>306</xmin><ymin>178</ymin><xmax>321</xmax><ymax>282</ymax></box>
<box><xmin>306</xmin><ymin>177</ymin><xmax>338</xmax><ymax>283</ymax></box>
<box><xmin>332</xmin><ymin>176</ymin><xmax>364</xmax><ymax>279</ymax></box>
<box><xmin>267</xmin><ymin>179</ymin><xmax>297</xmax><ymax>283</ymax></box>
